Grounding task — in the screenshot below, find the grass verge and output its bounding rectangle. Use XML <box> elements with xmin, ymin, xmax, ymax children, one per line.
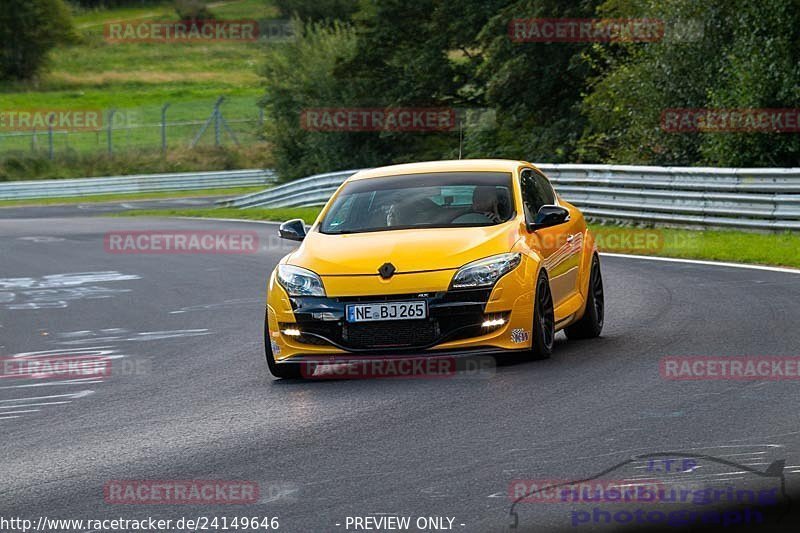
<box><xmin>637</xmin><ymin>226</ymin><xmax>800</xmax><ymax>269</ymax></box>
<box><xmin>0</xmin><ymin>186</ymin><xmax>268</xmax><ymax>208</ymax></box>
<box><xmin>113</xmin><ymin>206</ymin><xmax>324</xmax><ymax>223</ymax></box>
<box><xmin>112</xmin><ymin>206</ymin><xmax>800</xmax><ymax>269</ymax></box>
<box><xmin>0</xmin><ymin>145</ymin><xmax>273</xmax><ymax>182</ymax></box>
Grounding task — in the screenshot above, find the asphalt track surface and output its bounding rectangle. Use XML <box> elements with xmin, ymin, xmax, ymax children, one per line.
<box><xmin>1</xmin><ymin>209</ymin><xmax>800</xmax><ymax>533</ymax></box>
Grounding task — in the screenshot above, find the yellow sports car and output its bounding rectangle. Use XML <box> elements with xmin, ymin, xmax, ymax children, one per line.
<box><xmin>265</xmin><ymin>159</ymin><xmax>603</xmax><ymax>378</ymax></box>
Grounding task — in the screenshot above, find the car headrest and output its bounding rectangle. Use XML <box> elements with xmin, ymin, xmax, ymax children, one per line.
<box><xmin>496</xmin><ymin>187</ymin><xmax>511</xmax><ymax>219</ymax></box>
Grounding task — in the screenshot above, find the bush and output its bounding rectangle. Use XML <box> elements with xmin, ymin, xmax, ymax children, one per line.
<box><xmin>174</xmin><ymin>0</ymin><xmax>215</xmax><ymax>21</ymax></box>
<box><xmin>260</xmin><ymin>21</ymin><xmax>381</xmax><ymax>180</ymax></box>
<box><xmin>0</xmin><ymin>0</ymin><xmax>75</xmax><ymax>81</ymax></box>
<box><xmin>275</xmin><ymin>0</ymin><xmax>358</xmax><ymax>23</ymax></box>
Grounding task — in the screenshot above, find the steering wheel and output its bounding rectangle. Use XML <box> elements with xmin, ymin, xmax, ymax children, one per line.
<box><xmin>450</xmin><ymin>212</ymin><xmax>493</xmax><ymax>224</ymax></box>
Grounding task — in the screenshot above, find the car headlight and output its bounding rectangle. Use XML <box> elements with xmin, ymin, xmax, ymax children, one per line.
<box><xmin>277</xmin><ymin>264</ymin><xmax>326</xmax><ymax>297</ymax></box>
<box><xmin>450</xmin><ymin>253</ymin><xmax>521</xmax><ymax>289</ymax></box>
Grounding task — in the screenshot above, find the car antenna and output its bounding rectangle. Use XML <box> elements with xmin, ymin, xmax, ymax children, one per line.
<box><xmin>458</xmin><ymin>118</ymin><xmax>463</xmax><ymax>159</ymax></box>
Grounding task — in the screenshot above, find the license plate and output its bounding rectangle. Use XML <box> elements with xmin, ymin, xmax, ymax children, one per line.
<box><xmin>346</xmin><ymin>301</ymin><xmax>427</xmax><ymax>322</ymax></box>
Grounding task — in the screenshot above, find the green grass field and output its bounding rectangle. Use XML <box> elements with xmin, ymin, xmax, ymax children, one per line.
<box><xmin>0</xmin><ymin>0</ymin><xmax>278</xmax><ymax>173</ymax></box>
<box><xmin>113</xmin><ymin>205</ymin><xmax>800</xmax><ymax>269</ymax></box>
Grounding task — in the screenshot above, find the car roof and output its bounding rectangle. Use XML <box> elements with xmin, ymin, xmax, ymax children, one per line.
<box><xmin>347</xmin><ymin>159</ymin><xmax>536</xmax><ymax>181</ymax></box>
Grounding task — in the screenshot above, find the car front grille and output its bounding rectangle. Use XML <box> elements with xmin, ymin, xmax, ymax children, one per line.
<box><xmin>287</xmin><ymin>288</ymin><xmax>496</xmax><ymax>351</ymax></box>
<box><xmin>343</xmin><ymin>320</ymin><xmax>440</xmax><ymax>349</ymax></box>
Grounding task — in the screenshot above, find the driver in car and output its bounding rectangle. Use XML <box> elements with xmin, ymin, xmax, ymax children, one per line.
<box><xmin>470</xmin><ymin>185</ymin><xmax>502</xmax><ymax>223</ymax></box>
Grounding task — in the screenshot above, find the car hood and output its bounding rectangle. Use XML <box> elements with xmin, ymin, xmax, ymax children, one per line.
<box><xmin>287</xmin><ymin>223</ymin><xmax>519</xmax><ymax>276</ymax></box>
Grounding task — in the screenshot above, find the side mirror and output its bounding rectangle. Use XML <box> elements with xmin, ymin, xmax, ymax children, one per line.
<box><xmin>279</xmin><ymin>219</ymin><xmax>306</xmax><ymax>241</ymax></box>
<box><xmin>527</xmin><ymin>205</ymin><xmax>569</xmax><ymax>231</ymax></box>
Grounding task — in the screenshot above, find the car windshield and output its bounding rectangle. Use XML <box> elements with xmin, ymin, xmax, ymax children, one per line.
<box><xmin>319</xmin><ymin>171</ymin><xmax>515</xmax><ymax>234</ymax></box>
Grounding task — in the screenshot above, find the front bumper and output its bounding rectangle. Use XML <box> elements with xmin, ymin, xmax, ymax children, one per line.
<box><xmin>274</xmin><ymin>348</ymin><xmax>530</xmax><ymax>369</ymax></box>
<box><xmin>267</xmin><ymin>285</ymin><xmax>537</xmax><ymax>362</ymax></box>
<box><xmin>292</xmin><ymin>289</ymin><xmax>494</xmax><ymax>349</ymax></box>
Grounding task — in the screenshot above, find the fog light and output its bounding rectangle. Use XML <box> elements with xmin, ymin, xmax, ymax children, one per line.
<box><xmin>482</xmin><ymin>317</ymin><xmax>506</xmax><ymax>328</ymax></box>
<box><xmin>282</xmin><ymin>328</ymin><xmax>301</xmax><ymax>336</ymax></box>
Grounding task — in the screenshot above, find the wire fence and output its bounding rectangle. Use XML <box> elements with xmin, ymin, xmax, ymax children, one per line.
<box><xmin>0</xmin><ymin>97</ymin><xmax>264</xmax><ymax>159</ymax></box>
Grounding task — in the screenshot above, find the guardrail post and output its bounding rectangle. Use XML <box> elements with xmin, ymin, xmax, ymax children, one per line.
<box><xmin>214</xmin><ymin>97</ymin><xmax>224</xmax><ymax>147</ymax></box>
<box><xmin>107</xmin><ymin>109</ymin><xmax>117</xmax><ymax>156</ymax></box>
<box><xmin>161</xmin><ymin>103</ymin><xmax>171</xmax><ymax>155</ymax></box>
<box><xmin>190</xmin><ymin>97</ymin><xmax>225</xmax><ymax>148</ymax></box>
<box><xmin>47</xmin><ymin>113</ymin><xmax>56</xmax><ymax>160</ymax></box>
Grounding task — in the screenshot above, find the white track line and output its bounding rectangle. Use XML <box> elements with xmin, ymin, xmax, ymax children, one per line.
<box><xmin>170</xmin><ymin>217</ymin><xmax>800</xmax><ymax>275</ymax></box>
<box><xmin>0</xmin><ymin>380</ymin><xmax>105</xmax><ymax>390</ymax></box>
<box><xmin>0</xmin><ymin>401</ymin><xmax>72</xmax><ymax>409</ymax></box>
<box><xmin>601</xmin><ymin>253</ymin><xmax>800</xmax><ymax>275</ymax></box>
<box><xmin>0</xmin><ymin>391</ymin><xmax>92</xmax><ymax>403</ymax></box>
<box><xmin>174</xmin><ymin>216</ymin><xmax>282</xmax><ymax>225</ymax></box>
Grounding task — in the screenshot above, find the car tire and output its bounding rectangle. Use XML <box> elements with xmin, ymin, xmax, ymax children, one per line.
<box><xmin>264</xmin><ymin>309</ymin><xmax>302</xmax><ymax>379</ymax></box>
<box><xmin>565</xmin><ymin>254</ymin><xmax>604</xmax><ymax>340</ymax></box>
<box><xmin>528</xmin><ymin>270</ymin><xmax>555</xmax><ymax>360</ymax></box>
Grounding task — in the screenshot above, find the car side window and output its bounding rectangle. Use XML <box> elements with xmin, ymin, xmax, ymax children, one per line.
<box><xmin>520</xmin><ymin>168</ymin><xmax>556</xmax><ymax>221</ymax></box>
<box><xmin>533</xmin><ymin>170</ymin><xmax>556</xmax><ymax>206</ymax></box>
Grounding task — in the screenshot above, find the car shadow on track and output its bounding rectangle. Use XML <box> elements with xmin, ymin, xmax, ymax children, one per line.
<box><xmin>264</xmin><ymin>334</ymin><xmax>619</xmax><ymax>383</ymax></box>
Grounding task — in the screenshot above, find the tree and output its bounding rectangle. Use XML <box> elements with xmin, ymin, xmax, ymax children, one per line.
<box><xmin>467</xmin><ymin>0</ymin><xmax>603</xmax><ymax>162</ymax></box>
<box><xmin>0</xmin><ymin>0</ymin><xmax>75</xmax><ymax>81</ymax></box>
<box><xmin>579</xmin><ymin>0</ymin><xmax>800</xmax><ymax>166</ymax></box>
<box><xmin>261</xmin><ymin>1</ymin><xmax>502</xmax><ymax>178</ymax></box>
<box><xmin>337</xmin><ymin>0</ymin><xmax>502</xmax><ymax>162</ymax></box>
<box><xmin>260</xmin><ymin>21</ymin><xmax>373</xmax><ymax>180</ymax></box>
<box><xmin>261</xmin><ymin>0</ymin><xmax>799</xmax><ymax>173</ymax></box>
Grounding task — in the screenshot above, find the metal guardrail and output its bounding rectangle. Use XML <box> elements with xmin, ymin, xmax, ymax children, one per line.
<box><xmin>219</xmin><ymin>164</ymin><xmax>800</xmax><ymax>231</ymax></box>
<box><xmin>0</xmin><ymin>169</ymin><xmax>277</xmax><ymax>200</ymax></box>
<box><xmin>219</xmin><ymin>169</ymin><xmax>360</xmax><ymax>209</ymax></box>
